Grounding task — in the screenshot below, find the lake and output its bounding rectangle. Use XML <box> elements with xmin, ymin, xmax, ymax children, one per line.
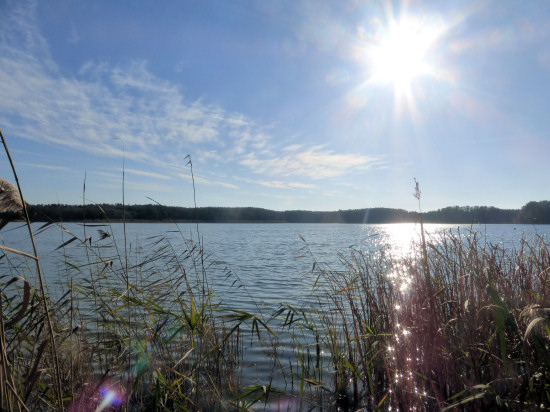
<box><xmin>5</xmin><ymin>222</ymin><xmax>548</xmax><ymax>312</ymax></box>
<box><xmin>2</xmin><ymin>221</ymin><xmax>549</xmax><ymax>394</ymax></box>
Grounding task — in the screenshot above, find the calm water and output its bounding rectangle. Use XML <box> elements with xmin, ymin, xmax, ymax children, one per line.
<box><xmin>5</xmin><ymin>222</ymin><xmax>548</xmax><ymax>312</ymax></box>
<box><xmin>2</xmin><ymin>222</ymin><xmax>549</xmax><ymax>389</ymax></box>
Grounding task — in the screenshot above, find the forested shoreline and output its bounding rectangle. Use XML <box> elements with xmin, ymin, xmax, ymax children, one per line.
<box><xmin>26</xmin><ymin>200</ymin><xmax>550</xmax><ymax>224</ymax></box>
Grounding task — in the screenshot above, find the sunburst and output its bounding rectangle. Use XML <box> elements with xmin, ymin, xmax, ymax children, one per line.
<box><xmin>362</xmin><ymin>14</ymin><xmax>447</xmax><ymax>115</ymax></box>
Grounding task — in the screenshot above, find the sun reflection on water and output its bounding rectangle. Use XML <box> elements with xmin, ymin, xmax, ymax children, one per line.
<box><xmin>388</xmin><ymin>224</ymin><xmax>428</xmax><ymax>254</ymax></box>
<box><xmin>372</xmin><ymin>223</ymin><xmax>439</xmax><ymax>409</ymax></box>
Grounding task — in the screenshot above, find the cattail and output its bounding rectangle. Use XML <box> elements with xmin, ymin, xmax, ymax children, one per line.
<box><xmin>0</xmin><ymin>177</ymin><xmax>24</xmax><ymax>230</ymax></box>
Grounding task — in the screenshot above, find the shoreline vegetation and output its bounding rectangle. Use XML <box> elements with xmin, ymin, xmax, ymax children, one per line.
<box><xmin>3</xmin><ymin>206</ymin><xmax>550</xmax><ymax>411</ymax></box>
<box><xmin>27</xmin><ymin>200</ymin><xmax>550</xmax><ymax>224</ymax></box>
<box><xmin>1</xmin><ymin>129</ymin><xmax>549</xmax><ymax>410</ymax></box>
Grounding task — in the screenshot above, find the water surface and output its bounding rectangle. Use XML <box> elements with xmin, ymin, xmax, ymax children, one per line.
<box><xmin>2</xmin><ymin>222</ymin><xmax>548</xmax><ymax>389</ymax></box>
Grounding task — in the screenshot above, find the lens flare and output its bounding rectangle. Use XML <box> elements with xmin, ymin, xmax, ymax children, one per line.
<box><xmin>69</xmin><ymin>378</ymin><xmax>126</xmax><ymax>412</ymax></box>
<box><xmin>96</xmin><ymin>387</ymin><xmax>121</xmax><ymax>412</ymax></box>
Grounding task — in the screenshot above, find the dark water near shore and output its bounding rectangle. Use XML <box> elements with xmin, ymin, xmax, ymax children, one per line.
<box><xmin>2</xmin><ymin>222</ymin><xmax>549</xmax><ymax>390</ymax></box>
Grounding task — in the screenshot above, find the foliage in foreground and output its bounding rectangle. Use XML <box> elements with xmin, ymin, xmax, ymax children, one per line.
<box><xmin>281</xmin><ymin>228</ymin><xmax>550</xmax><ymax>411</ymax></box>
<box><xmin>0</xmin><ymin>131</ymin><xmax>549</xmax><ymax>410</ymax></box>
<box><xmin>2</xmin><ymin>217</ymin><xmax>550</xmax><ymax>411</ymax></box>
<box><xmin>1</xmin><ymin>221</ymin><xmax>254</xmax><ymax>411</ymax></box>
<box><xmin>1</xmin><ymin>126</ymin><xmax>550</xmax><ymax>412</ymax></box>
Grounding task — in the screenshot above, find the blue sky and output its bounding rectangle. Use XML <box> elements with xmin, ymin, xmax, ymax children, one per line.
<box><xmin>1</xmin><ymin>0</ymin><xmax>548</xmax><ymax>211</ymax></box>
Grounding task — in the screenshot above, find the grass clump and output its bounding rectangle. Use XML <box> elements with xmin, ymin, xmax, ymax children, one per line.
<box><xmin>0</xmin><ymin>132</ymin><xmax>265</xmax><ymax>411</ymax></box>
<box><xmin>283</xmin><ymin>227</ymin><xmax>550</xmax><ymax>410</ymax></box>
<box><xmin>1</xmin><ymin>218</ymin><xmax>267</xmax><ymax>411</ymax></box>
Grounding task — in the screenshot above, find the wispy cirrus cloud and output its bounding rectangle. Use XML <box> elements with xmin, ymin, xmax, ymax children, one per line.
<box><xmin>19</xmin><ymin>162</ymin><xmax>69</xmax><ymax>171</ymax></box>
<box><xmin>258</xmin><ymin>180</ymin><xmax>313</xmax><ymax>189</ymax></box>
<box><xmin>260</xmin><ymin>180</ymin><xmax>315</xmax><ymax>189</ymax></box>
<box><xmin>236</xmin><ymin>176</ymin><xmax>316</xmax><ymax>190</ymax></box>
<box><xmin>91</xmin><ymin>170</ymin><xmax>176</xmax><ymax>194</ymax></box>
<box><xmin>0</xmin><ymin>53</ymin><xmax>257</xmax><ymax>162</ymax></box>
<box><xmin>124</xmin><ymin>168</ymin><xmax>173</xmax><ymax>180</ymax></box>
<box><xmin>0</xmin><ymin>1</ymin><xmax>384</xmax><ymax>201</ymax></box>
<box><xmin>178</xmin><ymin>174</ymin><xmax>239</xmax><ymax>189</ymax></box>
<box><xmin>0</xmin><ymin>4</ymin><xmax>266</xmax><ymax>172</ymax></box>
<box><xmin>239</xmin><ymin>145</ymin><xmax>384</xmax><ymax>180</ymax></box>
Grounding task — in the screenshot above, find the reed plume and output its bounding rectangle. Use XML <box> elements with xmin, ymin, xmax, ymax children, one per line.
<box><xmin>0</xmin><ymin>177</ymin><xmax>23</xmax><ymax>230</ymax></box>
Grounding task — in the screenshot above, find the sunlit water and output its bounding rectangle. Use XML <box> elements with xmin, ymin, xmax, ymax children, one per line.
<box><xmin>2</xmin><ymin>222</ymin><xmax>549</xmax><ymax>400</ymax></box>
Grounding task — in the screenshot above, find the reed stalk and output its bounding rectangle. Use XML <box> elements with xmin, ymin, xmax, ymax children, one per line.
<box><xmin>1</xmin><ymin>131</ymin><xmax>549</xmax><ymax>410</ymax></box>
<box><xmin>1</xmin><ymin>129</ymin><xmax>63</xmax><ymax>410</ymax></box>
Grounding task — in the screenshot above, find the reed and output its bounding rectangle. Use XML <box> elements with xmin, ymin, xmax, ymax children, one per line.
<box><xmin>1</xmin><ymin>198</ymin><xmax>276</xmax><ymax>410</ymax></box>
<box><xmin>1</xmin><ymin>129</ymin><xmax>549</xmax><ymax>410</ymax></box>
<box><xmin>0</xmin><ymin>133</ymin><xmax>272</xmax><ymax>411</ymax></box>
<box><xmin>283</xmin><ymin>227</ymin><xmax>550</xmax><ymax>410</ymax></box>
<box><xmin>3</xmin><ymin>206</ymin><xmax>550</xmax><ymax>411</ymax></box>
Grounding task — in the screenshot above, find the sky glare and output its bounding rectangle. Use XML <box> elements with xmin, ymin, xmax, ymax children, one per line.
<box><xmin>0</xmin><ymin>0</ymin><xmax>548</xmax><ymax>211</ymax></box>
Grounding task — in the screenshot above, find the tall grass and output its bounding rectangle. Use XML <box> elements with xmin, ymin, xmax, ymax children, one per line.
<box><xmin>1</xmin><ymin>130</ymin><xmax>63</xmax><ymax>411</ymax></box>
<box><xmin>3</xmin><ymin>220</ymin><xmax>550</xmax><ymax>411</ymax></box>
<box><xmin>2</xmin><ymin>129</ymin><xmax>550</xmax><ymax>410</ymax></box>
<box><xmin>2</xmin><ymin>203</ymin><xmax>284</xmax><ymax>410</ymax></box>
<box><xmin>0</xmin><ymin>133</ymin><xmax>272</xmax><ymax>411</ymax></box>
<box><xmin>279</xmin><ymin>227</ymin><xmax>550</xmax><ymax>410</ymax></box>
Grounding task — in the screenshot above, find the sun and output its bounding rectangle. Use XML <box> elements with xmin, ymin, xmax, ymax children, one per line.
<box><xmin>366</xmin><ymin>16</ymin><xmax>444</xmax><ymax>93</ymax></box>
<box><xmin>372</xmin><ymin>22</ymin><xmax>430</xmax><ymax>85</ymax></box>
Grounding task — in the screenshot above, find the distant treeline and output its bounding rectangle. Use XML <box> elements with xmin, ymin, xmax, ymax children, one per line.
<box><xmin>25</xmin><ymin>200</ymin><xmax>550</xmax><ymax>224</ymax></box>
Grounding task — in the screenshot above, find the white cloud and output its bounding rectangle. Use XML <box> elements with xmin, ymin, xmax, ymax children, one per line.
<box><xmin>0</xmin><ymin>4</ymin><xmax>384</xmax><ymax>196</ymax></box>
<box><xmin>19</xmin><ymin>162</ymin><xmax>69</xmax><ymax>171</ymax></box>
<box><xmin>235</xmin><ymin>176</ymin><xmax>316</xmax><ymax>190</ymax></box>
<box><xmin>193</xmin><ymin>149</ymin><xmax>224</xmax><ymax>162</ymax></box>
<box><xmin>0</xmin><ymin>9</ymin><xmax>268</xmax><ymax>171</ymax></box>
<box><xmin>283</xmin><ymin>144</ymin><xmax>303</xmax><ymax>151</ymax></box>
<box><xmin>240</xmin><ymin>145</ymin><xmax>384</xmax><ymax>179</ymax></box>
<box><xmin>90</xmin><ymin>170</ymin><xmax>176</xmax><ymax>194</ymax></box>
<box><xmin>288</xmin><ymin>182</ymin><xmax>316</xmax><ymax>189</ymax></box>
<box><xmin>256</xmin><ymin>180</ymin><xmax>315</xmax><ymax>189</ymax></box>
<box><xmin>178</xmin><ymin>174</ymin><xmax>238</xmax><ymax>189</ymax></box>
<box><xmin>124</xmin><ymin>168</ymin><xmax>173</xmax><ymax>180</ymax></box>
